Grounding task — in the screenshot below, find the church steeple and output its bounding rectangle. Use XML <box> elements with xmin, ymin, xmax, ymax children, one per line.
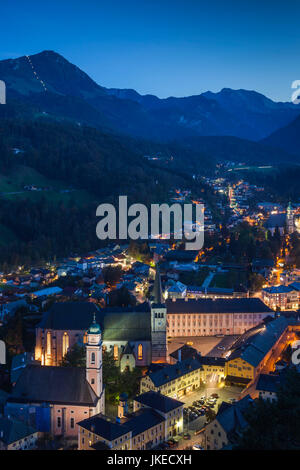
<box><xmin>151</xmin><ymin>265</ymin><xmax>167</xmax><ymax>363</ymax></box>
<box><xmin>86</xmin><ymin>313</ymin><xmax>103</xmax><ymax>400</ymax></box>
<box><xmin>287</xmin><ymin>201</ymin><xmax>294</xmax><ymax>234</ymax></box>
<box><xmin>153</xmin><ymin>265</ymin><xmax>163</xmax><ymax>304</ymax></box>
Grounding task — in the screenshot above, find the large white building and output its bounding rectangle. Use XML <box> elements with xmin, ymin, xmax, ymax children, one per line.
<box><xmin>166</xmin><ymin>298</ymin><xmax>274</xmax><ymax>337</ymax></box>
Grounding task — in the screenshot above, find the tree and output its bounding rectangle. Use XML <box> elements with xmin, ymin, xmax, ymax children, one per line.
<box><xmin>235</xmin><ymin>369</ymin><xmax>300</xmax><ymax>449</ymax></box>
<box><xmin>102</xmin><ymin>266</ymin><xmax>123</xmax><ymax>287</ymax></box>
<box><xmin>108</xmin><ymin>286</ymin><xmax>136</xmax><ymax>307</ymax></box>
<box><xmin>60</xmin><ymin>344</ymin><xmax>86</xmax><ymax>367</ymax></box>
<box><xmin>3</xmin><ymin>312</ymin><xmax>24</xmax><ymax>359</ymax></box>
<box><xmin>248</xmin><ymin>273</ymin><xmax>265</xmax><ymax>291</ymax></box>
<box><xmin>102</xmin><ymin>349</ymin><xmax>142</xmax><ymax>403</ymax></box>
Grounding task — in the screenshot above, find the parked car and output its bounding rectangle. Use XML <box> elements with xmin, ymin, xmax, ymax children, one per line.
<box><xmin>193</xmin><ymin>444</ymin><xmax>204</xmax><ymax>450</ymax></box>
<box><xmin>167</xmin><ymin>439</ymin><xmax>178</xmax><ymax>447</ymax></box>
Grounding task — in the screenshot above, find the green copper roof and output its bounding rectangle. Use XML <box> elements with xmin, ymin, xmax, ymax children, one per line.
<box><xmin>88</xmin><ymin>313</ymin><xmax>101</xmax><ymax>334</ymax></box>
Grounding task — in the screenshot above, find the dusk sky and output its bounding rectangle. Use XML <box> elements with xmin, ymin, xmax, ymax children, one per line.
<box><xmin>1</xmin><ymin>0</ymin><xmax>300</xmax><ymax>101</ymax></box>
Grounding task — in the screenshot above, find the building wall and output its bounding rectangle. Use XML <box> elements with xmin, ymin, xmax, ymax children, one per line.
<box><xmin>201</xmin><ymin>364</ymin><xmax>225</xmax><ymax>382</ymax></box>
<box><xmin>167</xmin><ymin>312</ymin><xmax>272</xmax><ymax>337</ymax></box>
<box><xmin>226</xmin><ymin>325</ymin><xmax>300</xmax><ymax>384</ymax></box>
<box><xmin>78</xmin><ymin>427</ymin><xmax>132</xmax><ymax>450</ymax></box>
<box><xmin>262</xmin><ymin>290</ymin><xmax>299</xmax><ymax>310</ymax></box>
<box><xmin>120</xmin><ymin>353</ymin><xmax>136</xmax><ymax>372</ymax></box>
<box><xmin>78</xmin><ymin>408</ymin><xmax>183</xmax><ymax>450</ymax></box>
<box><xmin>51</xmin><ymin>404</ymin><xmax>100</xmax><ymax>438</ymax></box>
<box><xmin>0</xmin><ymin>432</ymin><xmax>39</xmax><ymax>450</ymax></box>
<box><xmin>203</xmin><ymin>420</ymin><xmax>228</xmax><ymax>450</ymax></box>
<box><xmin>225</xmin><ymin>357</ymin><xmax>254</xmax><ymax>381</ymax></box>
<box><xmin>252</xmin><ymin>389</ymin><xmax>277</xmax><ymax>402</ymax></box>
<box><xmin>140</xmin><ymin>368</ymin><xmax>202</xmax><ymax>399</ymax></box>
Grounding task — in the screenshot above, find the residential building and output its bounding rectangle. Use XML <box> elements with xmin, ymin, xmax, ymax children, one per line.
<box><xmin>140</xmin><ymin>357</ymin><xmax>203</xmax><ymax>399</ymax></box>
<box><xmin>262</xmin><ymin>284</ymin><xmax>300</xmax><ymax>310</ymax></box>
<box><xmin>225</xmin><ymin>316</ymin><xmax>300</xmax><ymax>385</ymax></box>
<box><xmin>0</xmin><ymin>416</ymin><xmax>38</xmax><ymax>450</ymax></box>
<box><xmin>203</xmin><ymin>396</ymin><xmax>251</xmax><ymax>450</ymax></box>
<box><xmin>78</xmin><ymin>391</ymin><xmax>184</xmax><ymax>450</ymax></box>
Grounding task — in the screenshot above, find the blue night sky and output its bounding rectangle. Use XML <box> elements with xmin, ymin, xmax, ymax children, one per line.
<box><xmin>1</xmin><ymin>0</ymin><xmax>300</xmax><ymax>101</ymax></box>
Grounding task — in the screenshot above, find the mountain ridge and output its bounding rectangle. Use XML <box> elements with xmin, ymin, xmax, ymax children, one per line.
<box><xmin>1</xmin><ymin>50</ymin><xmax>300</xmax><ymax>142</ymax></box>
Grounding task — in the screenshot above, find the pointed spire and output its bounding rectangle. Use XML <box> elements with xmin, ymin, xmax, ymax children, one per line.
<box><xmin>153</xmin><ymin>265</ymin><xmax>163</xmax><ymax>304</ymax></box>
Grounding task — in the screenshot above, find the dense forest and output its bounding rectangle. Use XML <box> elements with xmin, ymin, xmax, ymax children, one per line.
<box><xmin>0</xmin><ymin>118</ymin><xmax>208</xmax><ymax>269</ymax></box>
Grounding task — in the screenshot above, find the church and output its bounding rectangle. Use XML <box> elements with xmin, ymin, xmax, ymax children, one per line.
<box><xmin>35</xmin><ymin>269</ymin><xmax>167</xmax><ymax>369</ymax></box>
<box><xmin>6</xmin><ymin>316</ymin><xmax>105</xmax><ymax>438</ymax></box>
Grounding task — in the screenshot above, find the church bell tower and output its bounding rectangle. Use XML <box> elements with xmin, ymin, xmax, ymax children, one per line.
<box><xmin>151</xmin><ymin>266</ymin><xmax>167</xmax><ymax>363</ymax></box>
<box><xmin>286</xmin><ymin>201</ymin><xmax>294</xmax><ymax>234</ymax></box>
<box><xmin>86</xmin><ymin>314</ymin><xmax>105</xmax><ymax>413</ymax></box>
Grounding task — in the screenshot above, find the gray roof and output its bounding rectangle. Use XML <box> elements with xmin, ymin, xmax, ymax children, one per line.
<box><xmin>0</xmin><ymin>417</ymin><xmax>37</xmax><ymax>445</ymax></box>
<box><xmin>227</xmin><ymin>317</ymin><xmax>299</xmax><ymax>368</ymax></box>
<box><xmin>153</xmin><ymin>266</ymin><xmax>163</xmax><ymax>304</ymax></box>
<box><xmin>38</xmin><ymin>302</ymin><xmax>100</xmax><ymax>330</ymax></box>
<box><xmin>169</xmin><ymin>344</ymin><xmax>199</xmax><ymax>361</ymax></box>
<box><xmin>134</xmin><ymin>391</ymin><xmax>184</xmax><ymax>413</ymax></box>
<box><xmin>38</xmin><ymin>302</ymin><xmax>151</xmax><ymax>342</ymax></box>
<box><xmin>78</xmin><ymin>414</ymin><xmax>127</xmax><ymax>440</ymax></box>
<box><xmin>263</xmin><ymin>285</ymin><xmax>294</xmax><ymax>294</ymax></box>
<box><xmin>10</xmin><ymin>352</ymin><xmax>40</xmax><ymax>384</ymax></box>
<box><xmin>147</xmin><ymin>357</ymin><xmax>202</xmax><ymax>387</ymax></box>
<box><xmin>265</xmin><ymin>213</ymin><xmax>286</xmax><ymax>229</ymax></box>
<box><xmin>166</xmin><ymin>298</ymin><xmax>273</xmax><ymax>315</ymax></box>
<box><xmin>256</xmin><ymin>373</ymin><xmax>282</xmax><ymax>393</ymax></box>
<box><xmin>78</xmin><ymin>408</ymin><xmax>165</xmax><ymax>441</ymax></box>
<box><xmin>216</xmin><ymin>396</ymin><xmax>250</xmax><ymax>439</ymax></box>
<box><xmin>8</xmin><ymin>365</ymin><xmax>98</xmax><ymax>406</ymax></box>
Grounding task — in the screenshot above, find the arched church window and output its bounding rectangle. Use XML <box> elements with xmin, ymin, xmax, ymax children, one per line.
<box><xmin>62</xmin><ymin>332</ymin><xmax>69</xmax><ymax>357</ymax></box>
<box><xmin>138</xmin><ymin>344</ymin><xmax>143</xmax><ymax>360</ymax></box>
<box><xmin>46</xmin><ymin>331</ymin><xmax>51</xmax><ymax>356</ymax></box>
<box><xmin>91</xmin><ymin>352</ymin><xmax>95</xmax><ymax>364</ymax></box>
<box><xmin>113</xmin><ymin>345</ymin><xmax>118</xmax><ymax>360</ymax></box>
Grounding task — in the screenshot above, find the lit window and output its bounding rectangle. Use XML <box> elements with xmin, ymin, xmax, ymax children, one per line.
<box><xmin>138</xmin><ymin>344</ymin><xmax>143</xmax><ymax>360</ymax></box>
<box><xmin>62</xmin><ymin>332</ymin><xmax>69</xmax><ymax>357</ymax></box>
<box><xmin>46</xmin><ymin>331</ymin><xmax>51</xmax><ymax>356</ymax></box>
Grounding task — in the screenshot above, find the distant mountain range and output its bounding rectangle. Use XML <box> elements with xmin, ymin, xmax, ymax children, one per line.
<box><xmin>1</xmin><ymin>50</ymin><xmax>300</xmax><ymax>144</ymax></box>
<box><xmin>261</xmin><ymin>114</ymin><xmax>300</xmax><ymax>155</ymax></box>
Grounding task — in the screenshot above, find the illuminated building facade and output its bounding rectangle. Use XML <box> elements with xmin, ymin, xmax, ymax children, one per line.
<box><xmin>78</xmin><ymin>391</ymin><xmax>184</xmax><ymax>450</ymax></box>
